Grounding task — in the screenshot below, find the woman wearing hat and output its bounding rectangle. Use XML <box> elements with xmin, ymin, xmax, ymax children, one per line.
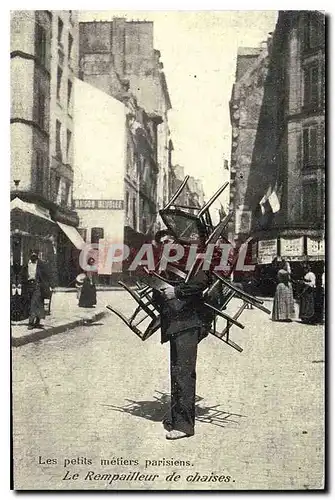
<box><xmin>299</xmin><ymin>263</ymin><xmax>317</xmax><ymax>324</ymax></box>
<box><xmin>272</xmin><ymin>268</ymin><xmax>295</xmax><ymax>322</ymax></box>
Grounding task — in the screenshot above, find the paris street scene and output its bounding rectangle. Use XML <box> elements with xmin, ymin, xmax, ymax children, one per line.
<box><xmin>10</xmin><ymin>10</ymin><xmax>325</xmax><ymax>491</ymax></box>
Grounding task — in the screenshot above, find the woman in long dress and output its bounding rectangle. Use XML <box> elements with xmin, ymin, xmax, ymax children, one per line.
<box><xmin>272</xmin><ymin>269</ymin><xmax>295</xmax><ymax>321</ymax></box>
<box><xmin>299</xmin><ymin>264</ymin><xmax>317</xmax><ymax>324</ymax></box>
<box><xmin>78</xmin><ymin>257</ymin><xmax>97</xmax><ymax>308</ymax></box>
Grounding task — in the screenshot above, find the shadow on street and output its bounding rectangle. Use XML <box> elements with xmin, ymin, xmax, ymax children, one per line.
<box><xmin>102</xmin><ymin>390</ymin><xmax>246</xmax><ymax>429</ymax></box>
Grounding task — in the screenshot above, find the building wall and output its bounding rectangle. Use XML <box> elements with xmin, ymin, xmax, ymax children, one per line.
<box><xmin>229</xmin><ymin>11</ymin><xmax>325</xmax><ymax>263</ymax></box>
<box><xmin>79</xmin><ymin>19</ymin><xmax>171</xmax><ymax>230</ymax></box>
<box><xmin>73</xmin><ymin>78</ymin><xmax>126</xmax><ymax>245</ymax></box>
<box><xmin>10</xmin><ymin>10</ymin><xmax>51</xmax><ymax>195</ymax></box>
<box><xmin>229</xmin><ymin>46</ymin><xmax>270</xmax><ymax>238</ymax></box>
<box><xmin>49</xmin><ymin>10</ymin><xmax>79</xmax><ymax>208</ymax></box>
<box><xmin>286</xmin><ymin>12</ymin><xmax>325</xmax><ymax>227</ymax></box>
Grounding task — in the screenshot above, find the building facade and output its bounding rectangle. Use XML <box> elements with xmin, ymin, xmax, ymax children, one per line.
<box><xmin>78</xmin><ymin>19</ymin><xmax>172</xmax><ymax>232</ymax></box>
<box><xmin>229</xmin><ymin>11</ymin><xmax>325</xmax><ymax>278</ymax></box>
<box><xmin>10</xmin><ymin>10</ymin><xmax>82</xmax><ymax>286</ymax></box>
<box><xmin>168</xmin><ymin>165</ymin><xmax>205</xmax><ymax>215</ymax></box>
<box><xmin>72</xmin><ymin>79</ymin><xmax>127</xmax><ymax>277</ymax></box>
<box><xmin>228</xmin><ymin>45</ymin><xmax>266</xmax><ymax>241</ymax></box>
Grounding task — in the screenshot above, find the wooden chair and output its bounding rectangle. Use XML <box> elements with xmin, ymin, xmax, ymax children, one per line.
<box><xmin>160</xmin><ymin>176</ymin><xmax>230</xmax><ymax>245</ymax></box>
<box><xmin>106</xmin><ymin>281</ymin><xmax>160</xmax><ymax>341</ymax></box>
<box><xmin>43</xmin><ymin>291</ymin><xmax>53</xmax><ymax>316</ymax></box>
<box><xmin>106</xmin><ymin>177</ymin><xmax>270</xmax><ymax>351</ymax></box>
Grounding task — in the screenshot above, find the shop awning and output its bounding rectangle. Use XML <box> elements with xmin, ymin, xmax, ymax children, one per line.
<box><xmin>57</xmin><ymin>221</ymin><xmax>86</xmax><ymax>250</ymax></box>
<box><xmin>10</xmin><ymin>197</ymin><xmax>53</xmax><ymax>222</ymax></box>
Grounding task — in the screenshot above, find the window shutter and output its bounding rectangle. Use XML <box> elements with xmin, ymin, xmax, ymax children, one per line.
<box><xmin>309</xmin><ymin>127</ymin><xmax>318</xmax><ymax>165</ymax></box>
<box><xmin>302</xmin><ymin>128</ymin><xmax>309</xmax><ymax>166</ymax></box>
<box><xmin>318</xmin><ymin>122</ymin><xmax>325</xmax><ymax>165</ymax></box>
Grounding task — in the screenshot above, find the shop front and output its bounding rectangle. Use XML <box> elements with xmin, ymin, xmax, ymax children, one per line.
<box><xmin>251</xmin><ymin>231</ymin><xmax>325</xmax><ymax>296</ymax></box>
<box><xmin>11</xmin><ymin>198</ymin><xmax>58</xmax><ymax>275</ymax></box>
<box><xmin>11</xmin><ymin>197</ymin><xmax>85</xmax><ymax>288</ymax></box>
<box><xmin>54</xmin><ymin>221</ymin><xmax>86</xmax><ymax>287</ymax></box>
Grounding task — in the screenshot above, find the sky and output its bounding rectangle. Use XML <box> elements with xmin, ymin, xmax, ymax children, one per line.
<box><xmin>79</xmin><ymin>10</ymin><xmax>278</xmax><ymax>202</ymax></box>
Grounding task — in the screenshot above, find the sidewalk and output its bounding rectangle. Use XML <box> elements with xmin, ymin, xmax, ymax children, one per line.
<box><xmin>11</xmin><ymin>291</ymin><xmax>111</xmax><ymax>347</ymax></box>
<box><xmin>11</xmin><ymin>289</ymin><xmax>274</xmax><ymax>348</ymax></box>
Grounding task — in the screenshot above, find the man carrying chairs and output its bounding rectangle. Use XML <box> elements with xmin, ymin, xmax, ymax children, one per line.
<box><xmin>150</xmin><ymin>229</ymin><xmax>212</xmax><ymax>440</ymax></box>
<box><xmin>106</xmin><ymin>177</ymin><xmax>271</xmax><ymax>439</ymax></box>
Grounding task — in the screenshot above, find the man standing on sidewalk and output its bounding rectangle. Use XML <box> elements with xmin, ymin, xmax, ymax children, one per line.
<box><xmin>152</xmin><ymin>230</ymin><xmax>211</xmax><ymax>440</ymax></box>
<box><xmin>21</xmin><ymin>250</ymin><xmax>54</xmax><ymax>329</ymax></box>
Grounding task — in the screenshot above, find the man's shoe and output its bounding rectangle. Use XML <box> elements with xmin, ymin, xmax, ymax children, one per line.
<box><xmin>162</xmin><ymin>418</ymin><xmax>173</xmax><ymax>431</ymax></box>
<box><xmin>27</xmin><ymin>325</ymin><xmax>35</xmax><ymax>330</ymax></box>
<box><xmin>166</xmin><ymin>430</ymin><xmax>192</xmax><ymax>440</ymax></box>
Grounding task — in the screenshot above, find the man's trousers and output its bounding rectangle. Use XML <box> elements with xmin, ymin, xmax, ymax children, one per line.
<box><xmin>169</xmin><ymin>327</ymin><xmax>199</xmax><ymax>436</ymax></box>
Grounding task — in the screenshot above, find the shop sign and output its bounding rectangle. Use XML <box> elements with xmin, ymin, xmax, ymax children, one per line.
<box><xmin>258</xmin><ymin>239</ymin><xmax>277</xmax><ymax>264</ymax></box>
<box><xmin>280</xmin><ymin>237</ymin><xmax>304</xmax><ymax>257</ymax></box>
<box><xmin>74</xmin><ymin>199</ymin><xmax>124</xmax><ymax>210</ymax></box>
<box><xmin>307</xmin><ymin>237</ymin><xmax>324</xmax><ymax>257</ymax></box>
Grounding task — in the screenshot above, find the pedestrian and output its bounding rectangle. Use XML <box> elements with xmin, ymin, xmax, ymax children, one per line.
<box><xmin>280</xmin><ymin>257</ymin><xmax>292</xmax><ymax>276</ymax></box>
<box><xmin>272</xmin><ymin>268</ymin><xmax>295</xmax><ymax>322</ymax></box>
<box><xmin>151</xmin><ymin>230</ymin><xmax>211</xmax><ymax>440</ymax></box>
<box><xmin>314</xmin><ymin>267</ymin><xmax>325</xmax><ymax>324</ymax></box>
<box><xmin>299</xmin><ymin>263</ymin><xmax>317</xmax><ymax>324</ymax></box>
<box><xmin>21</xmin><ymin>249</ymin><xmax>54</xmax><ymax>330</ymax></box>
<box><xmin>78</xmin><ymin>257</ymin><xmax>97</xmax><ymax>308</ymax></box>
<box><xmin>75</xmin><ymin>273</ymin><xmax>86</xmax><ymax>301</ymax></box>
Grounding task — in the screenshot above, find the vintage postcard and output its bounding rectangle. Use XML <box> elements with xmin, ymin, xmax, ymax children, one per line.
<box><xmin>10</xmin><ymin>10</ymin><xmax>325</xmax><ymax>491</ymax></box>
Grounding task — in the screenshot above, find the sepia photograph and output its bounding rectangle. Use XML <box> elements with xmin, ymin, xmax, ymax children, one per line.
<box><xmin>10</xmin><ymin>9</ymin><xmax>325</xmax><ymax>491</ymax></box>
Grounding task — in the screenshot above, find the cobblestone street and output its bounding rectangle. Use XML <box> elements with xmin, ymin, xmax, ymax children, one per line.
<box><xmin>12</xmin><ymin>291</ymin><xmax>324</xmax><ymax>490</ymax></box>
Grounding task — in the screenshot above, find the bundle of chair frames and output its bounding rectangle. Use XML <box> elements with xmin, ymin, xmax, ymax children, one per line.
<box><xmin>106</xmin><ymin>176</ymin><xmax>270</xmax><ymax>352</ymax></box>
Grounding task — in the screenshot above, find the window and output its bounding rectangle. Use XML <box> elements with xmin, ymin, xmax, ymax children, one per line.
<box><xmin>320</xmin><ymin>177</ymin><xmax>325</xmax><ymax>214</ymax></box>
<box><xmin>56</xmin><ymin>120</ymin><xmax>62</xmax><ymax>160</ymax></box>
<box><xmin>35</xmin><ymin>151</ymin><xmax>44</xmax><ymax>194</ymax></box>
<box><xmin>67</xmin><ymin>79</ymin><xmax>73</xmax><ymax>110</ymax></box>
<box><xmin>321</xmin><ymin>60</ymin><xmax>325</xmax><ymax>107</ymax></box>
<box><xmin>132</xmin><ymin>198</ymin><xmax>137</xmax><ymax>229</ymax></box>
<box><xmin>304</xmin><ymin>12</ymin><xmax>323</xmax><ymax>51</ymax></box>
<box><xmin>302</xmin><ymin>125</ymin><xmax>318</xmax><ymax>167</ymax></box>
<box><xmin>302</xmin><ymin>181</ymin><xmax>318</xmax><ymax>221</ymax></box>
<box><xmin>125</xmin><ymin>191</ymin><xmax>129</xmax><ymax>217</ymax></box>
<box><xmin>68</xmin><ymin>33</ymin><xmax>73</xmax><ymax>60</ymax></box>
<box><xmin>35</xmin><ymin>23</ymin><xmax>47</xmax><ymax>66</ymax></box>
<box><xmin>64</xmin><ymin>181</ymin><xmax>71</xmax><ymax>207</ymax></box>
<box><xmin>37</xmin><ymin>87</ymin><xmax>46</xmax><ymax>130</ymax></box>
<box><xmin>91</xmin><ymin>227</ymin><xmax>104</xmax><ymax>244</ymax></box>
<box><xmin>319</xmin><ymin>122</ymin><xmax>325</xmax><ymax>165</ymax></box>
<box><xmin>58</xmin><ymin>18</ymin><xmax>63</xmax><ymax>46</ymax></box>
<box><xmin>304</xmin><ymin>64</ymin><xmax>319</xmax><ymax>109</ymax></box>
<box><xmin>66</xmin><ymin>129</ymin><xmax>72</xmax><ymax>162</ymax></box>
<box><xmin>126</xmin><ymin>142</ymin><xmax>132</xmax><ymax>172</ymax></box>
<box><xmin>57</xmin><ymin>66</ymin><xmax>63</xmax><ymax>101</ymax></box>
<box><xmin>55</xmin><ymin>175</ymin><xmax>61</xmax><ymax>203</ymax></box>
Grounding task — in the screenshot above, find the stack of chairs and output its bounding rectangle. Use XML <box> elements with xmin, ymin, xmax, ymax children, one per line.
<box><xmin>106</xmin><ymin>177</ymin><xmax>270</xmax><ymax>351</ymax></box>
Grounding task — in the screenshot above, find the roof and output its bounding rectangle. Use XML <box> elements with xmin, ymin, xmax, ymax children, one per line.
<box><xmin>237</xmin><ymin>47</ymin><xmax>262</xmax><ymax>57</ymax></box>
